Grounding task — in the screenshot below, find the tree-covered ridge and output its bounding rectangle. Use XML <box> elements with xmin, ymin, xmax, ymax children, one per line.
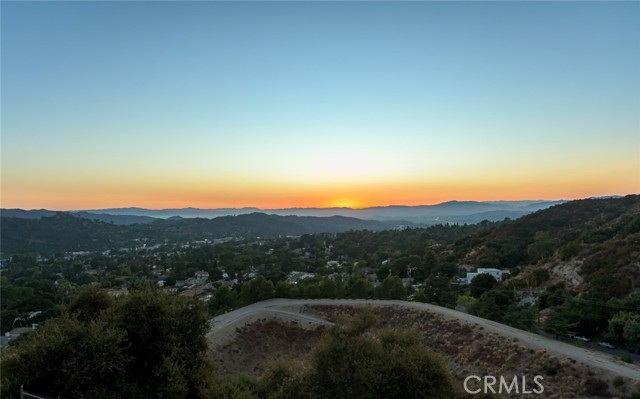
<box><xmin>0</xmin><ymin>212</ymin><xmax>389</xmax><ymax>254</ymax></box>
<box><xmin>454</xmin><ymin>195</ymin><xmax>640</xmax><ymax>268</ymax></box>
<box><xmin>452</xmin><ymin>195</ymin><xmax>640</xmax><ymax>298</ymax></box>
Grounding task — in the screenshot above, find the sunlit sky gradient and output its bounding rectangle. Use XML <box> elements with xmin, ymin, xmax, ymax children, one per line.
<box><xmin>2</xmin><ymin>1</ymin><xmax>639</xmax><ymax>210</ymax></box>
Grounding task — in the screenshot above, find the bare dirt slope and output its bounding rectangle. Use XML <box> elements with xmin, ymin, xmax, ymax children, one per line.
<box><xmin>214</xmin><ymin>319</ymin><xmax>325</xmax><ymax>375</ymax></box>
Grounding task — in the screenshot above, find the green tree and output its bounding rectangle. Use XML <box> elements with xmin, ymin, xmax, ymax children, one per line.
<box><xmin>1</xmin><ymin>309</ymin><xmax>19</xmax><ymax>334</ymax></box>
<box><xmin>287</xmin><ymin>284</ymin><xmax>301</xmax><ymax>299</ymax></box>
<box><xmin>608</xmin><ymin>312</ymin><xmax>640</xmax><ymax>348</ymax></box>
<box><xmin>346</xmin><ymin>274</ymin><xmax>374</xmax><ymax>299</ymax></box>
<box><xmin>1</xmin><ymin>286</ymin><xmax>216</xmax><ymax>399</ymax></box>
<box><xmin>274</xmin><ymin>280</ymin><xmax>291</xmax><ymax>298</ymax></box>
<box><xmin>375</xmin><ymin>275</ymin><xmax>406</xmax><ymax>300</ymax></box>
<box><xmin>623</xmin><ymin>314</ymin><xmax>640</xmax><ymax>349</ymax></box>
<box><xmin>469</xmin><ymin>291</ymin><xmax>507</xmax><ymax>321</ymax></box>
<box><xmin>66</xmin><ymin>285</ymin><xmax>113</xmax><ymax>322</ymax></box>
<box><xmin>544</xmin><ymin>310</ymin><xmax>577</xmax><ymax>339</ymax></box>
<box><xmin>527</xmin><ymin>231</ymin><xmax>556</xmax><ymax>261</ymax></box>
<box><xmin>1</xmin><ymin>317</ymin><xmax>132</xmax><ymax>399</ymax></box>
<box><xmin>469</xmin><ymin>273</ymin><xmax>498</xmax><ymax>298</ymax></box>
<box><xmin>423</xmin><ymin>275</ymin><xmax>456</xmax><ymax>307</ymax></box>
<box><xmin>240</xmin><ymin>276</ymin><xmax>274</xmax><ymax>305</ymax></box>
<box><xmin>456</xmin><ymin>295</ymin><xmax>476</xmax><ymax>312</ymax></box>
<box><xmin>211</xmin><ymin>284</ymin><xmax>238</xmax><ymax>314</ymax></box>
<box><xmin>109</xmin><ymin>285</ymin><xmax>216</xmax><ymax>398</ymax></box>
<box><xmin>319</xmin><ymin>278</ymin><xmax>345</xmax><ymax>298</ymax></box>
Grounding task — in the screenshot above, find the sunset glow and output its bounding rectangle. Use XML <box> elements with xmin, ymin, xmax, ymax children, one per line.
<box><xmin>2</xmin><ymin>2</ymin><xmax>638</xmax><ymax>211</ymax></box>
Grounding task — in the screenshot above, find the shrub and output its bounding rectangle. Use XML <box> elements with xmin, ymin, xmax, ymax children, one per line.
<box><xmin>613</xmin><ymin>376</ymin><xmax>625</xmax><ymax>389</ymax></box>
<box><xmin>261</xmin><ymin>313</ymin><xmax>466</xmax><ymax>399</ymax></box>
<box><xmin>542</xmin><ymin>361</ymin><xmax>557</xmax><ymax>376</ymax></box>
<box><xmin>584</xmin><ymin>377</ymin><xmax>610</xmax><ymax>397</ymax></box>
<box><xmin>621</xmin><ymin>355</ymin><xmax>634</xmax><ymax>364</ymax></box>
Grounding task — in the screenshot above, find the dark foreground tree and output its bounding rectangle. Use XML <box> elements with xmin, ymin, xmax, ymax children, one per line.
<box><xmin>1</xmin><ymin>285</ymin><xmax>217</xmax><ymax>399</ymax></box>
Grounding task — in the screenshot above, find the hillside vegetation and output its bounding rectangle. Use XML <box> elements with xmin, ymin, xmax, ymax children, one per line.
<box><xmin>0</xmin><ymin>212</ymin><xmax>388</xmax><ymax>253</ymax></box>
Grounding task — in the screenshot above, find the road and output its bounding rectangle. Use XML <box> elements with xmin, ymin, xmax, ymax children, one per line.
<box><xmin>207</xmin><ymin>298</ymin><xmax>640</xmax><ymax>382</ymax></box>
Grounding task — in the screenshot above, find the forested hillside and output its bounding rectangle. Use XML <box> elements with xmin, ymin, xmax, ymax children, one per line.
<box><xmin>453</xmin><ymin>195</ymin><xmax>640</xmax><ymax>299</ymax></box>
<box><xmin>0</xmin><ymin>213</ymin><xmax>388</xmax><ymax>254</ymax></box>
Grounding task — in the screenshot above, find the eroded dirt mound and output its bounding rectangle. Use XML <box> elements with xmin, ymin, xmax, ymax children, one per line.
<box><xmin>212</xmin><ymin>319</ymin><xmax>325</xmax><ymax>376</ymax></box>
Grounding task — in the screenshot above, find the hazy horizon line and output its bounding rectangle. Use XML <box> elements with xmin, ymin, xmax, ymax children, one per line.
<box><xmin>4</xmin><ymin>193</ymin><xmax>635</xmax><ymax>213</ymax></box>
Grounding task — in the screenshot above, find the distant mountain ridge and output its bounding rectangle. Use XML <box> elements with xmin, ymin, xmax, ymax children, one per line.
<box><xmin>84</xmin><ymin>200</ymin><xmax>567</xmax><ymax>223</ymax></box>
<box><xmin>1</xmin><ymin>196</ymin><xmax>637</xmax><ymax>256</ymax></box>
<box><xmin>1</xmin><ymin>209</ymin><xmax>158</xmax><ymax>225</ymax></box>
<box><xmin>2</xmin><ymin>199</ymin><xmax>568</xmax><ymax>225</ymax></box>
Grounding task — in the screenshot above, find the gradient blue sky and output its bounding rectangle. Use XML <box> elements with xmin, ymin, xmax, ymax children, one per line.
<box><xmin>2</xmin><ymin>1</ymin><xmax>639</xmax><ymax>209</ymax></box>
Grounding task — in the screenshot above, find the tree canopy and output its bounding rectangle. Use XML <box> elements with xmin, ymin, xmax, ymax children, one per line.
<box><xmin>1</xmin><ymin>285</ymin><xmax>217</xmax><ymax>399</ymax></box>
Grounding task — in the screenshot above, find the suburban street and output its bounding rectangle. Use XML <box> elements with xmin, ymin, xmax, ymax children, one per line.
<box><xmin>208</xmin><ymin>298</ymin><xmax>640</xmax><ymax>382</ymax></box>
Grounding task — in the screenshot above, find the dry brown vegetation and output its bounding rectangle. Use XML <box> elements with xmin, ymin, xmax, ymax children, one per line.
<box><xmin>213</xmin><ymin>319</ymin><xmax>325</xmax><ymax>376</ymax></box>
<box><xmin>211</xmin><ymin>303</ymin><xmax>637</xmax><ymax>398</ymax></box>
<box><xmin>305</xmin><ymin>304</ymin><xmax>631</xmax><ymax>399</ymax></box>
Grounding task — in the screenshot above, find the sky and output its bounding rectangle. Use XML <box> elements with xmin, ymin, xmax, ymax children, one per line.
<box><xmin>2</xmin><ymin>1</ymin><xmax>639</xmax><ymax>210</ymax></box>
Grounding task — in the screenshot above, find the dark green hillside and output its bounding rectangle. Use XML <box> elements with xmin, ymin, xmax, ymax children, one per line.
<box><xmin>130</xmin><ymin>213</ymin><xmax>389</xmax><ymax>243</ymax></box>
<box><xmin>1</xmin><ymin>213</ymin><xmax>130</xmax><ymax>253</ymax></box>
<box><xmin>71</xmin><ymin>211</ymin><xmax>159</xmax><ymax>225</ymax></box>
<box><xmin>447</xmin><ymin>195</ymin><xmax>639</xmax><ymax>342</ymax></box>
<box><xmin>1</xmin><ymin>209</ymin><xmax>57</xmax><ymax>219</ymax></box>
<box><xmin>0</xmin><ymin>212</ymin><xmax>389</xmax><ymax>254</ymax></box>
<box><xmin>454</xmin><ymin>195</ymin><xmax>640</xmax><ymax>269</ymax></box>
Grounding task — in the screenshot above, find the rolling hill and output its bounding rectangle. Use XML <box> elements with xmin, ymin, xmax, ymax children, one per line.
<box><xmin>0</xmin><ymin>212</ymin><xmax>389</xmax><ymax>254</ymax></box>
<box><xmin>74</xmin><ymin>199</ymin><xmax>565</xmax><ymax>224</ymax></box>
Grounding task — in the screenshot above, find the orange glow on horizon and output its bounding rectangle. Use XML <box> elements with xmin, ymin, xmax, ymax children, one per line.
<box><xmin>3</xmin><ymin>158</ymin><xmax>638</xmax><ymax>211</ymax></box>
<box><xmin>3</xmin><ymin>182</ymin><xmax>638</xmax><ymax>211</ymax></box>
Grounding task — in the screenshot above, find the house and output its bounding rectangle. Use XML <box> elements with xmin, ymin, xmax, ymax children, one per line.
<box><xmin>179</xmin><ymin>283</ymin><xmax>214</xmax><ymax>298</ymax></box>
<box><xmin>465</xmin><ymin>268</ymin><xmax>509</xmax><ymax>284</ymax></box>
<box><xmin>243</xmin><ymin>271</ymin><xmax>257</xmax><ymax>280</ymax></box>
<box><xmin>287</xmin><ymin>271</ymin><xmax>317</xmax><ymax>284</ymax></box>
<box><xmin>195</xmin><ymin>270</ymin><xmax>209</xmax><ymax>281</ymax></box>
<box><xmin>326</xmin><ymin>260</ymin><xmax>340</xmax><ymax>268</ymax></box>
<box><xmin>1</xmin><ymin>325</ymin><xmax>38</xmax><ymax>350</ymax></box>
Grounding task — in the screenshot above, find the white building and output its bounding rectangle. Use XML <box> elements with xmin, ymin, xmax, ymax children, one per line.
<box><xmin>326</xmin><ymin>260</ymin><xmax>340</xmax><ymax>268</ymax></box>
<box><xmin>465</xmin><ymin>268</ymin><xmax>509</xmax><ymax>284</ymax></box>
